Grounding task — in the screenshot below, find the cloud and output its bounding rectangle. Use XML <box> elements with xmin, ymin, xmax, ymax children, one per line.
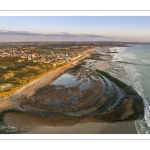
<box><xmin>0</xmin><ymin>30</ymin><xmax>114</xmax><ymax>42</ymax></box>
<box><xmin>0</xmin><ymin>30</ymin><xmax>39</xmax><ymax>36</ymax></box>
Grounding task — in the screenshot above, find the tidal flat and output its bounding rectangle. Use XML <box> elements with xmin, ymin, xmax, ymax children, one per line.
<box><xmin>0</xmin><ymin>46</ymin><xmax>144</xmax><ymax>134</ymax></box>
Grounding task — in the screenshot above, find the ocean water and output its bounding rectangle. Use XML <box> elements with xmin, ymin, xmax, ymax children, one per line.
<box><xmin>112</xmin><ymin>45</ymin><xmax>150</xmax><ymax>134</ymax></box>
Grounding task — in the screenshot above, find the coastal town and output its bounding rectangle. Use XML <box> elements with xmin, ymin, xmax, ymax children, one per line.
<box><xmin>0</xmin><ymin>15</ymin><xmax>149</xmax><ymax>135</ymax></box>
<box><xmin>0</xmin><ymin>43</ymin><xmax>95</xmax><ymax>99</ymax></box>
<box><xmin>0</xmin><ymin>42</ymin><xmax>145</xmax><ymax>134</ymax></box>
<box><xmin>0</xmin><ymin>47</ymin><xmax>83</xmax><ymax>67</ymax></box>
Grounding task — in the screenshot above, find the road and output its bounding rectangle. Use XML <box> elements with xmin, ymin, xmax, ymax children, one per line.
<box><xmin>0</xmin><ymin>47</ymin><xmax>98</xmax><ymax>110</ymax></box>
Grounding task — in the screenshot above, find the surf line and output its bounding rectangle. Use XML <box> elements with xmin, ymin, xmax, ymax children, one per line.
<box><xmin>115</xmin><ymin>61</ymin><xmax>150</xmax><ymax>66</ymax></box>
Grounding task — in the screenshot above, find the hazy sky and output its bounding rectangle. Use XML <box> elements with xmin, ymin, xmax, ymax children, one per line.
<box><xmin>0</xmin><ymin>16</ymin><xmax>150</xmax><ymax>42</ymax></box>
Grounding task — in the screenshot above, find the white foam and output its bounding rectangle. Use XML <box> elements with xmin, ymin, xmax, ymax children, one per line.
<box><xmin>122</xmin><ymin>64</ymin><xmax>150</xmax><ymax>133</ymax></box>
<box><xmin>111</xmin><ymin>46</ymin><xmax>150</xmax><ymax>133</ymax></box>
<box><xmin>109</xmin><ymin>47</ymin><xmax>121</xmax><ymax>53</ymax></box>
<box><xmin>141</xmin><ymin>59</ymin><xmax>150</xmax><ymax>64</ymax></box>
<box><xmin>133</xmin><ymin>80</ymin><xmax>150</xmax><ymax>133</ymax></box>
<box><xmin>135</xmin><ymin>116</ymin><xmax>147</xmax><ymax>134</ymax></box>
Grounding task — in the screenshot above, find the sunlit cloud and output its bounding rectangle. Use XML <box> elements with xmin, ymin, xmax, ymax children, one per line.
<box><xmin>0</xmin><ymin>30</ymin><xmax>115</xmax><ymax>42</ymax></box>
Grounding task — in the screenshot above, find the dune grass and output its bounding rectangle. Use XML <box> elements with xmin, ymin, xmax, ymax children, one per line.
<box><xmin>0</xmin><ymin>57</ymin><xmax>68</xmax><ymax>97</ymax></box>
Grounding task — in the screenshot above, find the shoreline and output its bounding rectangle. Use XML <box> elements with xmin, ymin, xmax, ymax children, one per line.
<box><xmin>1</xmin><ymin>46</ymin><xmax>142</xmax><ymax>134</ymax></box>
<box><xmin>106</xmin><ymin>46</ymin><xmax>138</xmax><ymax>134</ymax></box>
<box><xmin>87</xmin><ymin>46</ymin><xmax>139</xmax><ymax>134</ymax></box>
<box><xmin>0</xmin><ymin>47</ymin><xmax>97</xmax><ymax>111</ymax></box>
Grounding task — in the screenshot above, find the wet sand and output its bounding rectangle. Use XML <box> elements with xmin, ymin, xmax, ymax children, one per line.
<box><xmin>4</xmin><ymin>110</ymin><xmax>137</xmax><ymax>134</ymax></box>
<box><xmin>27</xmin><ymin>122</ymin><xmax>137</xmax><ymax>134</ymax></box>
<box><xmin>0</xmin><ymin>47</ymin><xmax>95</xmax><ymax>110</ymax></box>
<box><xmin>92</xmin><ymin>47</ymin><xmax>114</xmax><ymax>71</ymax></box>
<box><xmin>0</xmin><ymin>98</ymin><xmax>13</xmax><ymax>111</ymax></box>
<box><xmin>1</xmin><ymin>46</ymin><xmax>139</xmax><ymax>134</ymax></box>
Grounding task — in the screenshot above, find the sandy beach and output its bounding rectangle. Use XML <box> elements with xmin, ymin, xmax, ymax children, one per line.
<box><xmin>27</xmin><ymin>122</ymin><xmax>137</xmax><ymax>134</ymax></box>
<box><xmin>92</xmin><ymin>47</ymin><xmax>114</xmax><ymax>71</ymax></box>
<box><xmin>0</xmin><ymin>47</ymin><xmax>95</xmax><ymax>111</ymax></box>
<box><xmin>1</xmin><ymin>46</ymin><xmax>140</xmax><ymax>134</ymax></box>
<box><xmin>3</xmin><ymin>111</ymin><xmax>137</xmax><ymax>134</ymax></box>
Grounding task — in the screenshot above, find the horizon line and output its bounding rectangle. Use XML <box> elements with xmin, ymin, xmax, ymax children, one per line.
<box><xmin>0</xmin><ymin>10</ymin><xmax>150</xmax><ymax>11</ymax></box>
<box><xmin>0</xmin><ymin>41</ymin><xmax>149</xmax><ymax>43</ymax></box>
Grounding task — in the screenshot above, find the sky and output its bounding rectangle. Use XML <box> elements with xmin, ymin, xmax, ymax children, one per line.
<box><xmin>0</xmin><ymin>16</ymin><xmax>150</xmax><ymax>42</ymax></box>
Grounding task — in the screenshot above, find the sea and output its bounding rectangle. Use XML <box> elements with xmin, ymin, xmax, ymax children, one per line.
<box><xmin>112</xmin><ymin>45</ymin><xmax>150</xmax><ymax>134</ymax></box>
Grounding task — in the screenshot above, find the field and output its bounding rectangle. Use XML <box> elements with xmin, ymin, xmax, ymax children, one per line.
<box><xmin>0</xmin><ymin>56</ymin><xmax>67</xmax><ymax>97</ymax></box>
<box><xmin>0</xmin><ymin>41</ymin><xmax>135</xmax><ymax>98</ymax></box>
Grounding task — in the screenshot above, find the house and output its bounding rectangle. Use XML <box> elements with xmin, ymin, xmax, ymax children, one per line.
<box><xmin>21</xmin><ymin>55</ymin><xmax>27</xmax><ymax>59</ymax></box>
<box><xmin>43</xmin><ymin>60</ymin><xmax>50</xmax><ymax>64</ymax></box>
<box><xmin>33</xmin><ymin>59</ymin><xmax>38</xmax><ymax>62</ymax></box>
<box><xmin>18</xmin><ymin>59</ymin><xmax>25</xmax><ymax>62</ymax></box>
<box><xmin>51</xmin><ymin>62</ymin><xmax>57</xmax><ymax>67</ymax></box>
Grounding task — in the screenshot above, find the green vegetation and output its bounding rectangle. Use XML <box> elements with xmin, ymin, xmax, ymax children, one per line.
<box><xmin>96</xmin><ymin>69</ymin><xmax>128</xmax><ymax>90</ymax></box>
<box><xmin>124</xmin><ymin>100</ymin><xmax>144</xmax><ymax>121</ymax></box>
<box><xmin>0</xmin><ymin>56</ymin><xmax>68</xmax><ymax>97</ymax></box>
<box><xmin>70</xmin><ymin>61</ymin><xmax>86</xmax><ymax>72</ymax></box>
<box><xmin>87</xmin><ymin>53</ymin><xmax>105</xmax><ymax>60</ymax></box>
<box><xmin>124</xmin><ymin>86</ymin><xmax>138</xmax><ymax>95</ymax></box>
<box><xmin>96</xmin><ymin>69</ymin><xmax>138</xmax><ymax>95</ymax></box>
<box><xmin>0</xmin><ymin>109</ymin><xmax>21</xmax><ymax>121</ymax></box>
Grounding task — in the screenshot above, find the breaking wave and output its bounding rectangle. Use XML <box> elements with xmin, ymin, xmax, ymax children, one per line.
<box><xmin>112</xmin><ymin>45</ymin><xmax>150</xmax><ymax>134</ymax></box>
<box><xmin>115</xmin><ymin>61</ymin><xmax>150</xmax><ymax>66</ymax></box>
<box><xmin>123</xmin><ymin>60</ymin><xmax>150</xmax><ymax>134</ymax></box>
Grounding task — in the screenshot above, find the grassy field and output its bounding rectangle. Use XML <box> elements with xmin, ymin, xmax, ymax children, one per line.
<box><xmin>0</xmin><ymin>57</ymin><xmax>67</xmax><ymax>97</ymax></box>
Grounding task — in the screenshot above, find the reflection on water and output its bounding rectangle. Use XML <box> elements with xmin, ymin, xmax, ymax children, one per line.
<box><xmin>16</xmin><ymin>66</ymin><xmax>103</xmax><ymax>115</ymax></box>
<box><xmin>1</xmin><ymin>47</ymin><xmax>144</xmax><ymax>134</ymax></box>
<box><xmin>52</xmin><ymin>73</ymin><xmax>83</xmax><ymax>88</ymax></box>
<box><xmin>51</xmin><ymin>71</ymin><xmax>96</xmax><ymax>91</ymax></box>
<box><xmin>45</xmin><ymin>70</ymin><xmax>99</xmax><ymax>108</ymax></box>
